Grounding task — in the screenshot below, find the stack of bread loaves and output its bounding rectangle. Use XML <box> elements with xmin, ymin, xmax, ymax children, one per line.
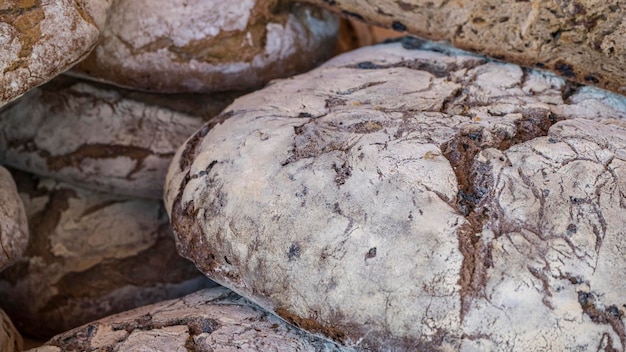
<box><xmin>0</xmin><ymin>0</ymin><xmax>340</xmax><ymax>348</ymax></box>
<box><xmin>3</xmin><ymin>0</ymin><xmax>626</xmax><ymax>352</ymax></box>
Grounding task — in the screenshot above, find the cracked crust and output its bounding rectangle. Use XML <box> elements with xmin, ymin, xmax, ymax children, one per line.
<box><xmin>0</xmin><ymin>165</ymin><xmax>28</xmax><ymax>272</ymax></box>
<box><xmin>0</xmin><ymin>76</ymin><xmax>240</xmax><ymax>199</ymax></box>
<box><xmin>165</xmin><ymin>41</ymin><xmax>626</xmax><ymax>351</ymax></box>
<box><xmin>0</xmin><ymin>0</ymin><xmax>111</xmax><ymax>107</ymax></box>
<box><xmin>296</xmin><ymin>0</ymin><xmax>626</xmax><ymax>95</ymax></box>
<box><xmin>70</xmin><ymin>0</ymin><xmax>339</xmax><ymax>93</ymax></box>
<box><xmin>27</xmin><ymin>287</ymin><xmax>344</xmax><ymax>352</ymax></box>
<box><xmin>0</xmin><ymin>170</ymin><xmax>216</xmax><ymax>340</ymax></box>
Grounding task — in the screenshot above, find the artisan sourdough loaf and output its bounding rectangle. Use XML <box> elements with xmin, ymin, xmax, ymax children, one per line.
<box><xmin>0</xmin><ymin>77</ymin><xmax>239</xmax><ymax>199</ymax></box>
<box><xmin>26</xmin><ymin>287</ymin><xmax>344</xmax><ymax>352</ymax></box>
<box><xmin>165</xmin><ymin>40</ymin><xmax>626</xmax><ymax>351</ymax></box>
<box><xmin>0</xmin><ymin>0</ymin><xmax>111</xmax><ymax>107</ymax></box>
<box><xmin>71</xmin><ymin>0</ymin><xmax>339</xmax><ymax>93</ymax></box>
<box><xmin>297</xmin><ymin>0</ymin><xmax>626</xmax><ymax>95</ymax></box>
<box><xmin>0</xmin><ymin>170</ymin><xmax>215</xmax><ymax>339</ymax></box>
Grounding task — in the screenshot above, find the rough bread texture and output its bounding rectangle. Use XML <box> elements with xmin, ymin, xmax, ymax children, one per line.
<box><xmin>0</xmin><ymin>309</ymin><xmax>22</xmax><ymax>352</ymax></box>
<box><xmin>0</xmin><ymin>77</ymin><xmax>239</xmax><ymax>199</ymax></box>
<box><xmin>0</xmin><ymin>170</ymin><xmax>216</xmax><ymax>340</ymax></box>
<box><xmin>0</xmin><ymin>166</ymin><xmax>28</xmax><ymax>271</ymax></box>
<box><xmin>165</xmin><ymin>41</ymin><xmax>626</xmax><ymax>351</ymax></box>
<box><xmin>0</xmin><ymin>0</ymin><xmax>111</xmax><ymax>107</ymax></box>
<box><xmin>297</xmin><ymin>0</ymin><xmax>626</xmax><ymax>95</ymax></box>
<box><xmin>71</xmin><ymin>0</ymin><xmax>339</xmax><ymax>93</ymax></box>
<box><xmin>26</xmin><ymin>287</ymin><xmax>345</xmax><ymax>352</ymax></box>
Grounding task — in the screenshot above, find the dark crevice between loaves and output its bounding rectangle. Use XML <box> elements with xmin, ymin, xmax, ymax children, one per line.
<box><xmin>440</xmin><ymin>107</ymin><xmax>563</xmax><ymax>321</ymax></box>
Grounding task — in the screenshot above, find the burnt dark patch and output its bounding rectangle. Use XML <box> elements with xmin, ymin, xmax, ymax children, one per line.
<box><xmin>365</xmin><ymin>247</ymin><xmax>377</xmax><ymax>260</ymax></box>
<box><xmin>288</xmin><ymin>243</ymin><xmax>301</xmax><ymax>261</ymax></box>
<box><xmin>566</xmin><ymin>224</ymin><xmax>577</xmax><ymax>236</ymax></box>
<box><xmin>391</xmin><ymin>21</ymin><xmax>407</xmax><ymax>32</ymax></box>
<box><xmin>584</xmin><ymin>75</ymin><xmax>599</xmax><ymax>84</ymax></box>
<box><xmin>352</xmin><ymin>61</ymin><xmax>384</xmax><ymax>69</ymax></box>
<box><xmin>554</xmin><ymin>61</ymin><xmax>576</xmax><ymax>78</ymax></box>
<box><xmin>333</xmin><ymin>161</ymin><xmax>352</xmax><ymax>186</ymax></box>
<box><xmin>298</xmin><ymin>112</ymin><xmax>313</xmax><ymax>118</ymax></box>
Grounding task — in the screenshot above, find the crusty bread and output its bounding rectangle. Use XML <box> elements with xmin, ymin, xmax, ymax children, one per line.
<box><xmin>297</xmin><ymin>0</ymin><xmax>626</xmax><ymax>95</ymax></box>
<box><xmin>0</xmin><ymin>170</ymin><xmax>215</xmax><ymax>340</ymax></box>
<box><xmin>0</xmin><ymin>0</ymin><xmax>111</xmax><ymax>107</ymax></box>
<box><xmin>71</xmin><ymin>0</ymin><xmax>339</xmax><ymax>93</ymax></box>
<box><xmin>165</xmin><ymin>41</ymin><xmax>626</xmax><ymax>351</ymax></box>
<box><xmin>28</xmin><ymin>288</ymin><xmax>343</xmax><ymax>352</ymax></box>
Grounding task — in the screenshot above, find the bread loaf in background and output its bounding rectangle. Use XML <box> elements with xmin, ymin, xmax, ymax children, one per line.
<box><xmin>0</xmin><ymin>0</ymin><xmax>111</xmax><ymax>107</ymax></box>
<box><xmin>0</xmin><ymin>170</ymin><xmax>216</xmax><ymax>340</ymax></box>
<box><xmin>297</xmin><ymin>0</ymin><xmax>626</xmax><ymax>95</ymax></box>
<box><xmin>71</xmin><ymin>0</ymin><xmax>339</xmax><ymax>93</ymax></box>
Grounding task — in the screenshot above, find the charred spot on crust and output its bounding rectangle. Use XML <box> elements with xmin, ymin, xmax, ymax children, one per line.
<box><xmin>391</xmin><ymin>21</ymin><xmax>407</xmax><ymax>32</ymax></box>
<box><xmin>555</xmin><ymin>61</ymin><xmax>576</xmax><ymax>78</ymax></box>
<box><xmin>288</xmin><ymin>243</ymin><xmax>301</xmax><ymax>261</ymax></box>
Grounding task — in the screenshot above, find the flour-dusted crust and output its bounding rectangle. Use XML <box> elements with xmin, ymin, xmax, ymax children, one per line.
<box><xmin>166</xmin><ymin>41</ymin><xmax>626</xmax><ymax>351</ymax></box>
<box><xmin>0</xmin><ymin>0</ymin><xmax>111</xmax><ymax>107</ymax></box>
<box><xmin>0</xmin><ymin>77</ymin><xmax>239</xmax><ymax>199</ymax></box>
<box><xmin>0</xmin><ymin>166</ymin><xmax>28</xmax><ymax>271</ymax></box>
<box><xmin>0</xmin><ymin>308</ymin><xmax>22</xmax><ymax>352</ymax></box>
<box><xmin>297</xmin><ymin>0</ymin><xmax>626</xmax><ymax>95</ymax></box>
<box><xmin>26</xmin><ymin>287</ymin><xmax>345</xmax><ymax>352</ymax></box>
<box><xmin>71</xmin><ymin>0</ymin><xmax>339</xmax><ymax>93</ymax></box>
<box><xmin>0</xmin><ymin>171</ymin><xmax>215</xmax><ymax>339</ymax></box>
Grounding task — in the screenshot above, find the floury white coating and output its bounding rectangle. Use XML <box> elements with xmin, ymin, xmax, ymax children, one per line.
<box><xmin>0</xmin><ymin>77</ymin><xmax>237</xmax><ymax>199</ymax></box>
<box><xmin>166</xmin><ymin>41</ymin><xmax>626</xmax><ymax>351</ymax></box>
<box><xmin>71</xmin><ymin>0</ymin><xmax>339</xmax><ymax>93</ymax></box>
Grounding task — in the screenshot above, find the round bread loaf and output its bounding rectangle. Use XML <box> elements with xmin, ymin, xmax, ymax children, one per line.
<box><xmin>0</xmin><ymin>0</ymin><xmax>111</xmax><ymax>107</ymax></box>
<box><xmin>297</xmin><ymin>0</ymin><xmax>626</xmax><ymax>95</ymax></box>
<box><xmin>71</xmin><ymin>0</ymin><xmax>339</xmax><ymax>93</ymax></box>
<box><xmin>0</xmin><ymin>165</ymin><xmax>28</xmax><ymax>272</ymax></box>
<box><xmin>165</xmin><ymin>40</ymin><xmax>626</xmax><ymax>351</ymax></box>
<box><xmin>0</xmin><ymin>77</ymin><xmax>239</xmax><ymax>199</ymax></box>
<box><xmin>0</xmin><ymin>170</ymin><xmax>216</xmax><ymax>339</ymax></box>
<box><xmin>26</xmin><ymin>287</ymin><xmax>343</xmax><ymax>352</ymax></box>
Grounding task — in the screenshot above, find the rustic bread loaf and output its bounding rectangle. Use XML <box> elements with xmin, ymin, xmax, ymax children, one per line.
<box><xmin>0</xmin><ymin>309</ymin><xmax>22</xmax><ymax>352</ymax></box>
<box><xmin>165</xmin><ymin>40</ymin><xmax>626</xmax><ymax>351</ymax></box>
<box><xmin>0</xmin><ymin>170</ymin><xmax>215</xmax><ymax>339</ymax></box>
<box><xmin>297</xmin><ymin>0</ymin><xmax>626</xmax><ymax>95</ymax></box>
<box><xmin>26</xmin><ymin>287</ymin><xmax>344</xmax><ymax>352</ymax></box>
<box><xmin>0</xmin><ymin>166</ymin><xmax>28</xmax><ymax>271</ymax></box>
<box><xmin>71</xmin><ymin>0</ymin><xmax>339</xmax><ymax>93</ymax></box>
<box><xmin>0</xmin><ymin>0</ymin><xmax>111</xmax><ymax>107</ymax></box>
<box><xmin>0</xmin><ymin>77</ymin><xmax>239</xmax><ymax>199</ymax></box>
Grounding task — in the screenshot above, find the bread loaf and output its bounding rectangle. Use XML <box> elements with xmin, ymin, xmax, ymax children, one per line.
<box><xmin>297</xmin><ymin>0</ymin><xmax>626</xmax><ymax>95</ymax></box>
